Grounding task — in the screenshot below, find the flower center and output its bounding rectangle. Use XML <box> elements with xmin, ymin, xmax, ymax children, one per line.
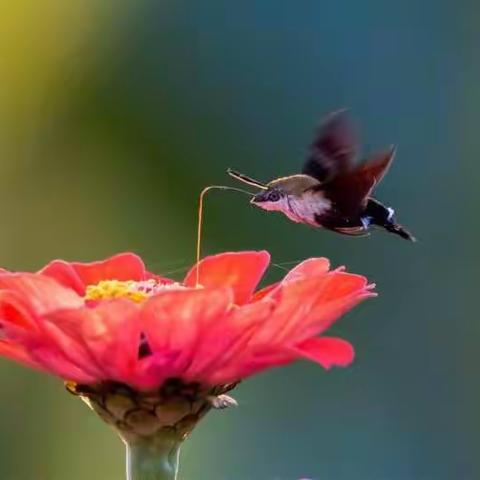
<box><xmin>85</xmin><ymin>279</ymin><xmax>184</xmax><ymax>303</ymax></box>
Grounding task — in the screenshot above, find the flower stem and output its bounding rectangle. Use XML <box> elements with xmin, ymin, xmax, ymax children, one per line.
<box><xmin>126</xmin><ymin>435</ymin><xmax>181</xmax><ymax>480</ymax></box>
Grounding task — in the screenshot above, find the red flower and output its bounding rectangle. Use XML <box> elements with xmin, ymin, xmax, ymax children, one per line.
<box><xmin>0</xmin><ymin>252</ymin><xmax>374</xmax><ymax>390</ymax></box>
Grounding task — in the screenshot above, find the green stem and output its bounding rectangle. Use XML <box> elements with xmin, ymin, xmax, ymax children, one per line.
<box><xmin>126</xmin><ymin>436</ymin><xmax>181</xmax><ymax>480</ymax></box>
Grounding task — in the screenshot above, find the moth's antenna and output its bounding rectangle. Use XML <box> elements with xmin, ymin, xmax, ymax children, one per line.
<box><xmin>227</xmin><ymin>168</ymin><xmax>268</xmax><ymax>190</ymax></box>
<box><xmin>196</xmin><ymin>185</ymin><xmax>253</xmax><ymax>287</ymax></box>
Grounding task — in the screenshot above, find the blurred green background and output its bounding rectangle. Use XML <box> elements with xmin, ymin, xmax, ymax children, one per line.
<box><xmin>0</xmin><ymin>1</ymin><xmax>477</xmax><ymax>479</ymax></box>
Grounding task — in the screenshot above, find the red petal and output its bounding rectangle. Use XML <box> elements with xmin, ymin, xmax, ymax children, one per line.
<box><xmin>0</xmin><ymin>339</ymin><xmax>41</xmax><ymax>370</ymax></box>
<box><xmin>0</xmin><ymin>273</ymin><xmax>83</xmax><ymax>315</ymax></box>
<box><xmin>47</xmin><ymin>300</ymin><xmax>141</xmax><ymax>384</ymax></box>
<box><xmin>281</xmin><ymin>258</ymin><xmax>331</xmax><ymax>284</ymax></box>
<box><xmin>295</xmin><ymin>272</ymin><xmax>374</xmax><ymax>338</ymax></box>
<box><xmin>40</xmin><ymin>318</ymin><xmax>106</xmax><ymax>379</ymax></box>
<box><xmin>186</xmin><ymin>299</ymin><xmax>275</xmax><ymax>380</ymax></box>
<box><xmin>71</xmin><ymin>253</ymin><xmax>146</xmax><ymax>285</ymax></box>
<box><xmin>39</xmin><ymin>261</ymin><xmax>86</xmax><ymax>295</ymax></box>
<box><xmin>135</xmin><ymin>351</ymin><xmax>182</xmax><ymax>390</ymax></box>
<box><xmin>0</xmin><ymin>291</ymin><xmax>38</xmax><ymax>333</ymax></box>
<box><xmin>28</xmin><ymin>346</ymin><xmax>98</xmax><ymax>383</ymax></box>
<box><xmin>207</xmin><ymin>347</ymin><xmax>293</xmax><ymax>385</ymax></box>
<box><xmin>270</xmin><ymin>271</ymin><xmax>373</xmax><ymax>342</ymax></box>
<box><xmin>252</xmin><ymin>274</ymin><xmax>327</xmax><ymax>344</ymax></box>
<box><xmin>314</xmin><ymin>271</ymin><xmax>371</xmax><ymax>302</ymax></box>
<box><xmin>184</xmin><ymin>251</ymin><xmax>270</xmax><ymax>305</ymax></box>
<box><xmin>40</xmin><ymin>253</ymin><xmax>147</xmax><ymax>294</ymax></box>
<box><xmin>141</xmin><ymin>288</ymin><xmax>233</xmax><ymax>380</ymax></box>
<box><xmin>253</xmin><ymin>258</ymin><xmax>331</xmax><ymax>301</ymax></box>
<box><xmin>292</xmin><ymin>336</ymin><xmax>355</xmax><ymax>369</ymax></box>
<box><xmin>252</xmin><ymin>282</ymin><xmax>280</xmax><ymax>301</ymax></box>
<box><xmin>0</xmin><ymin>288</ymin><xmax>102</xmax><ymax>381</ymax></box>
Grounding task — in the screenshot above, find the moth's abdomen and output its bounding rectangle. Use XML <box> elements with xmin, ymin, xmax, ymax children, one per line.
<box><xmin>364</xmin><ymin>198</ymin><xmax>393</xmax><ymax>225</ymax></box>
<box><xmin>286</xmin><ymin>193</ymin><xmax>331</xmax><ymax>226</ymax></box>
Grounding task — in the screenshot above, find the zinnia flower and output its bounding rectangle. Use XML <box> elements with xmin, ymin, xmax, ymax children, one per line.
<box><xmin>0</xmin><ymin>251</ymin><xmax>374</xmax><ymax>479</ymax></box>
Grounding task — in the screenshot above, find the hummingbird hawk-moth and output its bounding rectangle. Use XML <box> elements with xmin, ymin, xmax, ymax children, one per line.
<box><xmin>228</xmin><ymin>110</ymin><xmax>415</xmax><ymax>241</ymax></box>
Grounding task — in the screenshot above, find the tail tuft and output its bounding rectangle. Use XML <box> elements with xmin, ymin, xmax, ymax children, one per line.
<box><xmin>385</xmin><ymin>223</ymin><xmax>416</xmax><ymax>242</ymax></box>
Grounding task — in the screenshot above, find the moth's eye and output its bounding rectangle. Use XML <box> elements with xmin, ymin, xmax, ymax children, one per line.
<box><xmin>268</xmin><ymin>191</ymin><xmax>281</xmax><ymax>202</ymax></box>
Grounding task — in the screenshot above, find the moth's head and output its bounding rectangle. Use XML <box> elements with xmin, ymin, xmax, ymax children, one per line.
<box><xmin>226</xmin><ymin>168</ymin><xmax>291</xmax><ymax>212</ymax></box>
<box><xmin>251</xmin><ymin>188</ymin><xmax>287</xmax><ymax>212</ymax></box>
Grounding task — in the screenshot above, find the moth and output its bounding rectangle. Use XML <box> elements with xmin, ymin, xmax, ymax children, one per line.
<box><xmin>228</xmin><ymin>110</ymin><xmax>415</xmax><ymax>241</ymax></box>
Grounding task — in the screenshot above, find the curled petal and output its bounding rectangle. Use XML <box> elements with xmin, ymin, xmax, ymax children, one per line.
<box><xmin>184</xmin><ymin>251</ymin><xmax>270</xmax><ymax>305</ymax></box>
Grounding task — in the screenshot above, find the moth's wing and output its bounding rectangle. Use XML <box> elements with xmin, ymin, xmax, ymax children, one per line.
<box><xmin>302</xmin><ymin>109</ymin><xmax>358</xmax><ymax>182</ymax></box>
<box><xmin>365</xmin><ymin>147</ymin><xmax>395</xmax><ymax>186</ymax></box>
<box><xmin>321</xmin><ymin>146</ymin><xmax>395</xmax><ymax>216</ymax></box>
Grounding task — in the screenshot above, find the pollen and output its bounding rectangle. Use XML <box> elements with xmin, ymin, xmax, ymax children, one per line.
<box><xmin>85</xmin><ymin>279</ymin><xmax>184</xmax><ymax>303</ymax></box>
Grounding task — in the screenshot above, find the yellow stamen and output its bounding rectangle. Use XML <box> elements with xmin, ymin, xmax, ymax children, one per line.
<box><xmin>85</xmin><ymin>279</ymin><xmax>188</xmax><ymax>302</ymax></box>
<box><xmin>85</xmin><ymin>280</ymin><xmax>149</xmax><ymax>303</ymax></box>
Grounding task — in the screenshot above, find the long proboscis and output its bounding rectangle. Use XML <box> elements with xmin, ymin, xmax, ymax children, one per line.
<box><xmin>196</xmin><ymin>185</ymin><xmax>254</xmax><ymax>287</ymax></box>
<box><xmin>227</xmin><ymin>168</ymin><xmax>268</xmax><ymax>190</ymax></box>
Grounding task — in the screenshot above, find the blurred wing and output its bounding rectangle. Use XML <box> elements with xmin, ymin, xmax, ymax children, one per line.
<box><xmin>321</xmin><ymin>147</ymin><xmax>395</xmax><ymax>216</ymax></box>
<box><xmin>302</xmin><ymin>110</ymin><xmax>358</xmax><ymax>182</ymax></box>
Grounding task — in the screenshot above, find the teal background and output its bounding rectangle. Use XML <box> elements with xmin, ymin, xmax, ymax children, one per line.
<box><xmin>0</xmin><ymin>1</ymin><xmax>477</xmax><ymax>479</ymax></box>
